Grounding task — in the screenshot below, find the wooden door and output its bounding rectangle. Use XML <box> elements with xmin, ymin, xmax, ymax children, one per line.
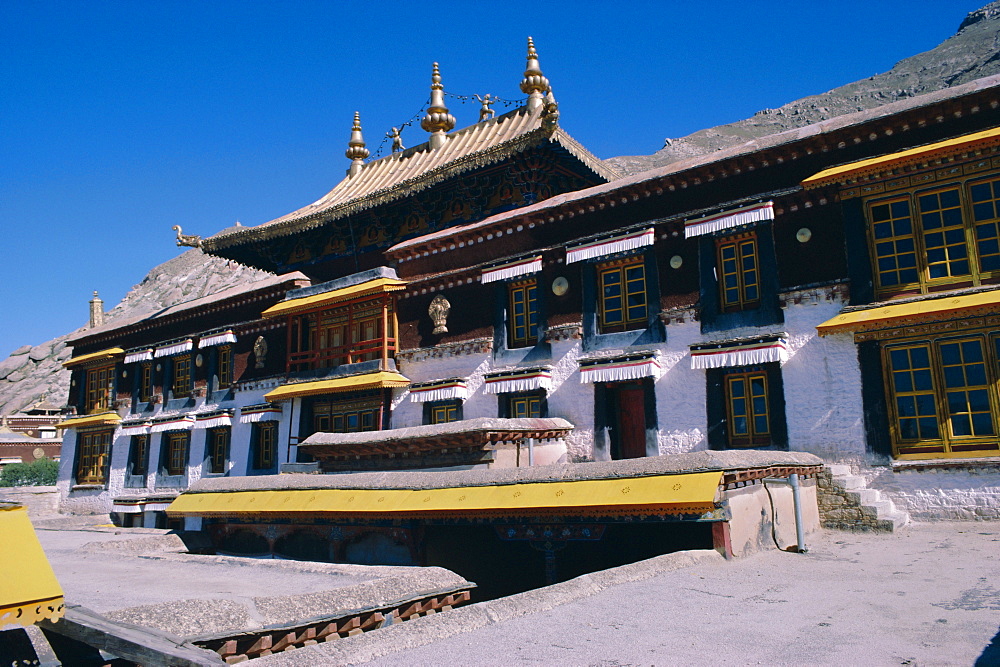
<box><xmin>616</xmin><ymin>384</ymin><xmax>647</xmax><ymax>459</ymax></box>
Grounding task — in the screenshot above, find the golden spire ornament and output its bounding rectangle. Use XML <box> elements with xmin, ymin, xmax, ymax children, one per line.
<box><xmin>345</xmin><ymin>111</ymin><xmax>369</xmax><ymax>177</ymax></box>
<box><xmin>420</xmin><ymin>62</ymin><xmax>456</xmax><ymax>149</ymax></box>
<box><xmin>520</xmin><ymin>36</ymin><xmax>551</xmax><ymax>113</ymax></box>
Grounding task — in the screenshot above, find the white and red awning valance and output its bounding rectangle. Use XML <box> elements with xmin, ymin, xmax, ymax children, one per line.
<box><xmin>481</xmin><ymin>256</ymin><xmax>542</xmax><ymax>284</ymax></box>
<box><xmin>112</xmin><ymin>496</ymin><xmax>177</xmax><ymax>514</ymax></box>
<box><xmin>118</xmin><ymin>420</ymin><xmax>151</xmax><ymax>436</ymax></box>
<box><xmin>579</xmin><ymin>352</ymin><xmax>661</xmax><ymax>384</ymax></box>
<box><xmin>194</xmin><ymin>410</ymin><xmax>234</xmax><ymax>429</ymax></box>
<box><xmin>409</xmin><ymin>378</ymin><xmax>470</xmax><ymax>403</ymax></box>
<box><xmin>239</xmin><ymin>403</ymin><xmax>283</xmax><ymax>423</ymax></box>
<box><xmin>684</xmin><ymin>202</ymin><xmax>774</xmax><ymax>238</ymax></box>
<box><xmin>482</xmin><ymin>367</ymin><xmax>553</xmax><ymax>394</ymax></box>
<box><xmin>690</xmin><ymin>334</ymin><xmax>789</xmax><ymax>369</ymax></box>
<box><xmin>149</xmin><ymin>414</ymin><xmax>196</xmax><ymax>433</ymax></box>
<box><xmin>566</xmin><ymin>228</ymin><xmax>655</xmax><ymax>264</ymax></box>
<box><xmin>124</xmin><ymin>349</ymin><xmax>154</xmax><ymax>364</ymax></box>
<box><xmin>154</xmin><ymin>339</ymin><xmax>194</xmax><ymax>358</ymax></box>
<box><xmin>198</xmin><ymin>330</ymin><xmax>237</xmax><ymax>348</ymax></box>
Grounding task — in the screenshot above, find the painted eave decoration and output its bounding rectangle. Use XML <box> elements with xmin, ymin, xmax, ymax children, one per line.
<box><xmin>0</xmin><ymin>503</ymin><xmax>64</xmax><ymax>628</ymax></box>
<box><xmin>566</xmin><ymin>228</ymin><xmax>655</xmax><ymax>264</ymax></box>
<box><xmin>62</xmin><ymin>347</ymin><xmax>124</xmax><ymax>369</ymax></box>
<box><xmin>262</xmin><ymin>277</ymin><xmax>406</xmax><ymax>319</ymax></box>
<box><xmin>690</xmin><ymin>334</ymin><xmax>790</xmax><ymax>369</ymax></box>
<box><xmin>816</xmin><ymin>289</ymin><xmax>1000</xmax><ymax>336</ymax></box>
<box><xmin>683</xmin><ymin>202</ymin><xmax>774</xmax><ymax>239</ymax></box>
<box><xmin>801</xmin><ymin>127</ymin><xmax>1000</xmax><ymax>189</ymax></box>
<box><xmin>408</xmin><ymin>377</ymin><xmax>470</xmax><ymax>403</ymax></box>
<box><xmin>60</xmin><ymin>412</ymin><xmax>122</xmax><ymax>430</ymax></box>
<box><xmin>482</xmin><ymin>367</ymin><xmax>553</xmax><ymax>394</ymax></box>
<box><xmin>579</xmin><ymin>351</ymin><xmax>661</xmax><ymax>383</ymax></box>
<box><xmin>481</xmin><ymin>256</ymin><xmax>543</xmax><ymax>284</ymax></box>
<box><xmin>264</xmin><ymin>371</ymin><xmax>410</xmax><ymax>402</ymax></box>
<box><xmin>239</xmin><ymin>403</ymin><xmax>283</xmax><ymax>423</ymax></box>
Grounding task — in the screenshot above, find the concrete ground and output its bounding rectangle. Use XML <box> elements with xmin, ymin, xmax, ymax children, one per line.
<box><xmin>253</xmin><ymin>522</ymin><xmax>1000</xmax><ymax>667</ymax></box>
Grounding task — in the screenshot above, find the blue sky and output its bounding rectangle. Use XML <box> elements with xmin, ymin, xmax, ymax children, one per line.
<box><xmin>0</xmin><ymin>0</ymin><xmax>985</xmax><ymax>357</ymax></box>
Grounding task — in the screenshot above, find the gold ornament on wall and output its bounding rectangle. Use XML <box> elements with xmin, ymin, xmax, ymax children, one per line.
<box><xmin>253</xmin><ymin>335</ymin><xmax>268</xmax><ymax>369</ymax></box>
<box><xmin>428</xmin><ymin>294</ymin><xmax>451</xmax><ymax>334</ymax></box>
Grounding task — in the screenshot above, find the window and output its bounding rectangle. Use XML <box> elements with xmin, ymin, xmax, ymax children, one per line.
<box><xmin>716</xmin><ymin>235</ymin><xmax>760</xmax><ymax>312</ymax></box>
<box><xmin>884</xmin><ymin>335</ymin><xmax>999</xmax><ymax>458</ymax></box>
<box><xmin>85</xmin><ymin>365</ymin><xmax>114</xmax><ymax>414</ymax></box>
<box><xmin>207</xmin><ymin>427</ymin><xmax>230</xmax><ymax>474</ymax></box>
<box><xmin>426</xmin><ymin>400</ymin><xmax>461</xmax><ymax>425</ymax></box>
<box><xmin>506</xmin><ymin>392</ymin><xmax>544</xmax><ymax>419</ymax></box>
<box><xmin>217</xmin><ymin>346</ymin><xmax>233</xmax><ymax>390</ymax></box>
<box><xmin>76</xmin><ymin>430</ymin><xmax>111</xmax><ymax>484</ymax></box>
<box><xmin>725</xmin><ymin>371</ymin><xmax>771</xmax><ymax>447</ymax></box>
<box><xmin>138</xmin><ymin>363</ymin><xmax>152</xmax><ymax>403</ymax></box>
<box><xmin>312</xmin><ymin>393</ymin><xmax>382</xmax><ymax>435</ymax></box>
<box><xmin>251</xmin><ymin>422</ymin><xmax>277</xmax><ymax>470</ymax></box>
<box><xmin>867</xmin><ymin>177</ymin><xmax>1000</xmax><ymax>296</ymax></box>
<box><xmin>172</xmin><ymin>355</ymin><xmax>192</xmax><ymax>398</ymax></box>
<box><xmin>163</xmin><ymin>432</ymin><xmax>190</xmax><ymax>476</ymax></box>
<box><xmin>597</xmin><ymin>257</ymin><xmax>647</xmax><ymax>333</ymax></box>
<box><xmin>289</xmin><ymin>296</ymin><xmax>397</xmax><ymax>372</ymax></box>
<box><xmin>128</xmin><ymin>434</ymin><xmax>149</xmax><ymax>476</ymax></box>
<box><xmin>508</xmin><ymin>279</ymin><xmax>539</xmax><ymax>347</ymax></box>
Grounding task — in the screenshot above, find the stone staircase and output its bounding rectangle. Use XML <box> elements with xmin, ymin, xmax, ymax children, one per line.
<box><xmin>817</xmin><ymin>464</ymin><xmax>910</xmax><ymax>532</ymax></box>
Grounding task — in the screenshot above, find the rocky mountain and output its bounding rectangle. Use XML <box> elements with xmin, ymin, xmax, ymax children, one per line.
<box><xmin>0</xmin><ymin>249</ymin><xmax>269</xmax><ymax>415</ymax></box>
<box><xmin>2</xmin><ymin>2</ymin><xmax>999</xmax><ymax>415</ymax></box>
<box><xmin>606</xmin><ymin>1</ymin><xmax>1000</xmax><ymax>175</ymax></box>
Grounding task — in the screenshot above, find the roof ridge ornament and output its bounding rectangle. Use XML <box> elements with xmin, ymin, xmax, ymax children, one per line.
<box><xmin>420</xmin><ymin>62</ymin><xmax>456</xmax><ymax>149</ymax></box>
<box><xmin>520</xmin><ymin>36</ymin><xmax>550</xmax><ymax>113</ymax></box>
<box><xmin>345</xmin><ymin>111</ymin><xmax>370</xmax><ymax>177</ymax></box>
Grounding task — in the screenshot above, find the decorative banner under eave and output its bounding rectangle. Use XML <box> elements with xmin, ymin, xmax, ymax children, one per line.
<box><xmin>198</xmin><ymin>330</ymin><xmax>237</xmax><ymax>348</ymax></box>
<box><xmin>579</xmin><ymin>353</ymin><xmax>661</xmax><ymax>384</ymax></box>
<box><xmin>566</xmin><ymin>228</ymin><xmax>655</xmax><ymax>264</ymax></box>
<box><xmin>154</xmin><ymin>339</ymin><xmax>194</xmax><ymax>358</ymax></box>
<box><xmin>194</xmin><ymin>410</ymin><xmax>234</xmax><ymax>429</ymax></box>
<box><xmin>409</xmin><ymin>378</ymin><xmax>470</xmax><ymax>403</ymax></box>
<box><xmin>482</xmin><ymin>368</ymin><xmax>553</xmax><ymax>394</ymax></box>
<box><xmin>112</xmin><ymin>496</ymin><xmax>177</xmax><ymax>514</ymax></box>
<box><xmin>240</xmin><ymin>403</ymin><xmax>283</xmax><ymax>423</ymax></box>
<box><xmin>118</xmin><ymin>420</ymin><xmax>151</xmax><ymax>436</ymax></box>
<box><xmin>684</xmin><ymin>201</ymin><xmax>774</xmax><ymax>238</ymax></box>
<box><xmin>124</xmin><ymin>349</ymin><xmax>154</xmax><ymax>364</ymax></box>
<box><xmin>690</xmin><ymin>334</ymin><xmax>790</xmax><ymax>369</ymax></box>
<box><xmin>149</xmin><ymin>414</ymin><xmax>196</xmax><ymax>433</ymax></box>
<box><xmin>481</xmin><ymin>256</ymin><xmax>543</xmax><ymax>284</ymax></box>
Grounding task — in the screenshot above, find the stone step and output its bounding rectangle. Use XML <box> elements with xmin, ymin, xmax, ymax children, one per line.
<box><xmin>827</xmin><ymin>464</ymin><xmax>853</xmax><ymax>477</ymax></box>
<box><xmin>847</xmin><ymin>489</ymin><xmax>881</xmax><ymax>505</ymax></box>
<box><xmin>875</xmin><ymin>511</ymin><xmax>910</xmax><ymax>532</ymax></box>
<box><xmin>831</xmin><ymin>474</ymin><xmax>866</xmax><ymax>490</ymax></box>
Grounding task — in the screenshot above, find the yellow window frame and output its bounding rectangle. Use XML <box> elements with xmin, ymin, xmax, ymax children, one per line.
<box><xmin>724</xmin><ymin>371</ymin><xmax>770</xmax><ymax>447</ymax></box>
<box><xmin>253</xmin><ymin>422</ymin><xmax>277</xmax><ymax>470</ymax></box>
<box><xmin>598</xmin><ymin>257</ymin><xmax>647</xmax><ymax>333</ymax></box>
<box><xmin>508</xmin><ymin>279</ymin><xmax>539</xmax><ymax>348</ymax></box>
<box><xmin>76</xmin><ymin>429</ymin><xmax>112</xmax><ymax>484</ymax></box>
<box><xmin>85</xmin><ymin>365</ymin><xmax>114</xmax><ymax>414</ymax></box>
<box><xmin>716</xmin><ymin>235</ymin><xmax>761</xmax><ymax>312</ymax></box>
<box><xmin>172</xmin><ymin>355</ymin><xmax>192</xmax><ymax>398</ymax></box>
<box><xmin>217</xmin><ymin>346</ymin><xmax>233</xmax><ymax>389</ymax></box>
<box><xmin>164</xmin><ymin>432</ymin><xmax>189</xmax><ymax>476</ymax></box>
<box><xmin>429</xmin><ymin>402</ymin><xmax>460</xmax><ymax>424</ymax></box>
<box><xmin>209</xmin><ymin>427</ymin><xmax>230</xmax><ymax>474</ymax></box>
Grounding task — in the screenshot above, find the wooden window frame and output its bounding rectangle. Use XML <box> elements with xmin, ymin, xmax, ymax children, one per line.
<box><xmin>163</xmin><ymin>432</ymin><xmax>190</xmax><ymax>477</ymax></box>
<box><xmin>252</xmin><ymin>422</ymin><xmax>277</xmax><ymax>470</ymax></box>
<box><xmin>172</xmin><ymin>355</ymin><xmax>192</xmax><ymax>399</ymax></box>
<box><xmin>208</xmin><ymin>427</ymin><xmax>230</xmax><ymax>475</ymax></box>
<box><xmin>138</xmin><ymin>363</ymin><xmax>152</xmax><ymax>403</ymax></box>
<box><xmin>507</xmin><ymin>279</ymin><xmax>539</xmax><ymax>348</ymax></box>
<box><xmin>427</xmin><ymin>400</ymin><xmax>461</xmax><ymax>425</ymax></box>
<box><xmin>76</xmin><ymin>429</ymin><xmax>112</xmax><ymax>485</ymax></box>
<box><xmin>128</xmin><ymin>434</ymin><xmax>149</xmax><ymax>477</ymax></box>
<box><xmin>716</xmin><ymin>234</ymin><xmax>761</xmax><ymax>313</ymax></box>
<box><xmin>85</xmin><ymin>365</ymin><xmax>114</xmax><ymax>414</ymax></box>
<box><xmin>506</xmin><ymin>392</ymin><xmax>545</xmax><ymax>419</ymax></box>
<box><xmin>311</xmin><ymin>392</ymin><xmax>383</xmax><ymax>436</ymax></box>
<box><xmin>882</xmin><ymin>332</ymin><xmax>1000</xmax><ymax>459</ymax></box>
<box><xmin>287</xmin><ymin>295</ymin><xmax>398</xmax><ymax>373</ymax></box>
<box><xmin>867</xmin><ymin>176</ymin><xmax>1000</xmax><ymax>298</ymax></box>
<box><xmin>724</xmin><ymin>370</ymin><xmax>771</xmax><ymax>448</ymax></box>
<box><xmin>217</xmin><ymin>346</ymin><xmax>233</xmax><ymax>390</ymax></box>
<box><xmin>597</xmin><ymin>256</ymin><xmax>648</xmax><ymax>334</ymax></box>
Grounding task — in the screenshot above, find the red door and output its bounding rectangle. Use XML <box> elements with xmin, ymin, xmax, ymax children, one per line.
<box><xmin>617</xmin><ymin>385</ymin><xmax>647</xmax><ymax>459</ymax></box>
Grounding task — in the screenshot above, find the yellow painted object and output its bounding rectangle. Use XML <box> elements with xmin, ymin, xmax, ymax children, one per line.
<box><xmin>0</xmin><ymin>503</ymin><xmax>64</xmax><ymax>628</ymax></box>
<box><xmin>61</xmin><ymin>347</ymin><xmax>124</xmax><ymax>369</ymax></box>
<box><xmin>261</xmin><ymin>278</ymin><xmax>406</xmax><ymax>318</ymax></box>
<box><xmin>59</xmin><ymin>412</ymin><xmax>122</xmax><ymax>429</ymax></box>
<box><xmin>801</xmin><ymin>127</ymin><xmax>1000</xmax><ymax>189</ymax></box>
<box><xmin>816</xmin><ymin>289</ymin><xmax>1000</xmax><ymax>336</ymax></box>
<box><xmin>167</xmin><ymin>471</ymin><xmax>723</xmax><ymax>519</ymax></box>
<box><xmin>264</xmin><ymin>371</ymin><xmax>410</xmax><ymax>402</ymax></box>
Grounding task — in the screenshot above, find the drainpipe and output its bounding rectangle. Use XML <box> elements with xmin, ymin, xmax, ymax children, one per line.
<box><xmin>527</xmin><ymin>438</ymin><xmax>535</xmax><ymax>467</ymax></box>
<box><xmin>763</xmin><ymin>474</ymin><xmax>808</xmax><ymax>553</ymax></box>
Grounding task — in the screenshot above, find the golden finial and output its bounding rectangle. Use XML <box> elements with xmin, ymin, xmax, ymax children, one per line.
<box><xmin>345</xmin><ymin>111</ymin><xmax>369</xmax><ymax>176</ymax></box>
<box><xmin>421</xmin><ymin>62</ymin><xmax>456</xmax><ymax>149</ymax></box>
<box><xmin>520</xmin><ymin>36</ymin><xmax>550</xmax><ymax>112</ymax></box>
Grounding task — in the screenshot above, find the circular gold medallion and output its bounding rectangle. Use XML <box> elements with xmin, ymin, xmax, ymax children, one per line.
<box><xmin>551</xmin><ymin>276</ymin><xmax>569</xmax><ymax>296</ymax></box>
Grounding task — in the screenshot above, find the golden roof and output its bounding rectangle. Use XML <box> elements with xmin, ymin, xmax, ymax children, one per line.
<box><xmin>817</xmin><ymin>288</ymin><xmax>1000</xmax><ymax>336</ymax></box>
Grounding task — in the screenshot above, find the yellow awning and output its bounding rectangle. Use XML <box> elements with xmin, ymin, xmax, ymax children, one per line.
<box><xmin>262</xmin><ymin>278</ymin><xmax>407</xmax><ymax>319</ymax></box>
<box><xmin>167</xmin><ymin>471</ymin><xmax>723</xmax><ymax>519</ymax></box>
<box><xmin>802</xmin><ymin>127</ymin><xmax>1000</xmax><ymax>189</ymax></box>
<box><xmin>0</xmin><ymin>504</ymin><xmax>64</xmax><ymax>627</ymax></box>
<box><xmin>62</xmin><ymin>347</ymin><xmax>124</xmax><ymax>369</ymax></box>
<box><xmin>264</xmin><ymin>371</ymin><xmax>410</xmax><ymax>401</ymax></box>
<box><xmin>817</xmin><ymin>289</ymin><xmax>1000</xmax><ymax>336</ymax></box>
<box><xmin>60</xmin><ymin>412</ymin><xmax>122</xmax><ymax>429</ymax></box>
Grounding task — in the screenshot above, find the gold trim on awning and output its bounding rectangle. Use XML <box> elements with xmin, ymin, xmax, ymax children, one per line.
<box><xmin>0</xmin><ymin>504</ymin><xmax>64</xmax><ymax>627</ymax></box>
<box><xmin>62</xmin><ymin>347</ymin><xmax>124</xmax><ymax>369</ymax></box>
<box><xmin>262</xmin><ymin>278</ymin><xmax>407</xmax><ymax>319</ymax></box>
<box><xmin>802</xmin><ymin>127</ymin><xmax>1000</xmax><ymax>189</ymax></box>
<box><xmin>60</xmin><ymin>412</ymin><xmax>122</xmax><ymax>429</ymax></box>
<box><xmin>167</xmin><ymin>471</ymin><xmax>723</xmax><ymax>519</ymax></box>
<box><xmin>817</xmin><ymin>290</ymin><xmax>1000</xmax><ymax>336</ymax></box>
<box><xmin>264</xmin><ymin>371</ymin><xmax>410</xmax><ymax>401</ymax></box>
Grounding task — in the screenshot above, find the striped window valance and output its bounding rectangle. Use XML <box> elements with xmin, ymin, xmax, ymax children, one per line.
<box><xmin>579</xmin><ymin>352</ymin><xmax>661</xmax><ymax>384</ymax></box>
<box><xmin>240</xmin><ymin>403</ymin><xmax>283</xmax><ymax>423</ymax></box>
<box><xmin>198</xmin><ymin>330</ymin><xmax>237</xmax><ymax>348</ymax></box>
<box><xmin>124</xmin><ymin>349</ymin><xmax>153</xmax><ymax>364</ymax></box>
<box><xmin>149</xmin><ymin>414</ymin><xmax>196</xmax><ymax>433</ymax></box>
<box><xmin>482</xmin><ymin>367</ymin><xmax>553</xmax><ymax>394</ymax></box>
<box><xmin>154</xmin><ymin>339</ymin><xmax>194</xmax><ymax>358</ymax></box>
<box><xmin>118</xmin><ymin>420</ymin><xmax>151</xmax><ymax>436</ymax></box>
<box><xmin>684</xmin><ymin>201</ymin><xmax>774</xmax><ymax>238</ymax></box>
<box><xmin>194</xmin><ymin>409</ymin><xmax>234</xmax><ymax>429</ymax></box>
<box><xmin>566</xmin><ymin>228</ymin><xmax>655</xmax><ymax>264</ymax></box>
<box><xmin>409</xmin><ymin>378</ymin><xmax>470</xmax><ymax>403</ymax></box>
<box><xmin>690</xmin><ymin>333</ymin><xmax>789</xmax><ymax>369</ymax></box>
<box><xmin>481</xmin><ymin>256</ymin><xmax>542</xmax><ymax>284</ymax></box>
